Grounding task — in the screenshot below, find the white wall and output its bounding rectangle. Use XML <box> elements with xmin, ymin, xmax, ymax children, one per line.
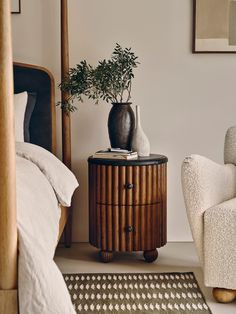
<box><xmin>12</xmin><ymin>0</ymin><xmax>236</xmax><ymax>242</ymax></box>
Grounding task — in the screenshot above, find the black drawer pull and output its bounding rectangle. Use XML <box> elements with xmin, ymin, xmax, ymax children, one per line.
<box><xmin>125</xmin><ymin>183</ymin><xmax>134</xmax><ymax>190</ymax></box>
<box><xmin>126</xmin><ymin>226</ymin><xmax>134</xmax><ymax>233</ymax></box>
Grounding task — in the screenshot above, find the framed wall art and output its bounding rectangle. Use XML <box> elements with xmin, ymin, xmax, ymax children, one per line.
<box><xmin>11</xmin><ymin>0</ymin><xmax>21</xmax><ymax>14</ymax></box>
<box><xmin>193</xmin><ymin>0</ymin><xmax>236</xmax><ymax>53</ymax></box>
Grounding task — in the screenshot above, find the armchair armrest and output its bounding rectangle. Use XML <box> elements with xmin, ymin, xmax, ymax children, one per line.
<box><xmin>181</xmin><ymin>154</ymin><xmax>236</xmax><ymax>263</ymax></box>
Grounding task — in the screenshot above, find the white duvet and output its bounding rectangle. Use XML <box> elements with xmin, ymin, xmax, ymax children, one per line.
<box><xmin>16</xmin><ymin>142</ymin><xmax>78</xmax><ymax>314</ymax></box>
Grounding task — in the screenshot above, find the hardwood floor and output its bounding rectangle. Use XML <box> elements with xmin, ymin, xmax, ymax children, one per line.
<box><xmin>55</xmin><ymin>242</ymin><xmax>236</xmax><ymax>314</ymax></box>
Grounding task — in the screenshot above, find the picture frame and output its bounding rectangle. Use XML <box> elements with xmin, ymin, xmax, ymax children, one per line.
<box><xmin>11</xmin><ymin>0</ymin><xmax>21</xmax><ymax>14</ymax></box>
<box><xmin>193</xmin><ymin>0</ymin><xmax>236</xmax><ymax>53</ymax></box>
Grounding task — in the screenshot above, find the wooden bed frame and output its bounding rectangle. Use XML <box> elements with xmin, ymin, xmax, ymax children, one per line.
<box><xmin>0</xmin><ymin>0</ymin><xmax>71</xmax><ymax>312</ymax></box>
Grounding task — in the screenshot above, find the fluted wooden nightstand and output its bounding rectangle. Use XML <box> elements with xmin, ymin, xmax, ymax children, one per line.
<box><xmin>88</xmin><ymin>154</ymin><xmax>168</xmax><ymax>263</ymax></box>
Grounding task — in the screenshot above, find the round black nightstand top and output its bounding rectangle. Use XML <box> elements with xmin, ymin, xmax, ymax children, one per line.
<box><xmin>88</xmin><ymin>154</ymin><xmax>168</xmax><ymax>166</ymax></box>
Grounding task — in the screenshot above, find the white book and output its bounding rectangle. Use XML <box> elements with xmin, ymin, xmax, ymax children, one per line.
<box><xmin>93</xmin><ymin>150</ymin><xmax>138</xmax><ymax>160</ymax></box>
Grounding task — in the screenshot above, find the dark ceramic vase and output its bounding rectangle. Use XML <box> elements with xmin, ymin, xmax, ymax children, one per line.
<box><xmin>108</xmin><ymin>103</ymin><xmax>135</xmax><ymax>150</ymax></box>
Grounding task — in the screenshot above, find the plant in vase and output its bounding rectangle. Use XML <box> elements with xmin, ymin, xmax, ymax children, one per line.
<box><xmin>58</xmin><ymin>43</ymin><xmax>139</xmax><ymax>150</ymax></box>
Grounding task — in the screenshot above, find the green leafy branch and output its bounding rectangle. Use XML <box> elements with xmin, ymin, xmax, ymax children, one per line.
<box><xmin>58</xmin><ymin>43</ymin><xmax>139</xmax><ymax>113</ymax></box>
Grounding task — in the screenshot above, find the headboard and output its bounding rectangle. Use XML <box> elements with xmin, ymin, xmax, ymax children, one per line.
<box><xmin>13</xmin><ymin>62</ymin><xmax>56</xmax><ymax>154</ymax></box>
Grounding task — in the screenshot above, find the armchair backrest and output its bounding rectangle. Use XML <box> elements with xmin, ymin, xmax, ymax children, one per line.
<box><xmin>224</xmin><ymin>126</ymin><xmax>236</xmax><ymax>165</ymax></box>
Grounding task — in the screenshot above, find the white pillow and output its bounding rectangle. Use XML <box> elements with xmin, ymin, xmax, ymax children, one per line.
<box><xmin>14</xmin><ymin>92</ymin><xmax>28</xmax><ymax>142</ymax></box>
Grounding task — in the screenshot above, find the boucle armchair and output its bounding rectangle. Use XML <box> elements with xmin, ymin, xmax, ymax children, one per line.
<box><xmin>182</xmin><ymin>126</ymin><xmax>236</xmax><ymax>303</ymax></box>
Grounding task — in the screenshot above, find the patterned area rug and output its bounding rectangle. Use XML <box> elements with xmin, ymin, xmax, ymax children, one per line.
<box><xmin>64</xmin><ymin>272</ymin><xmax>211</xmax><ymax>313</ymax></box>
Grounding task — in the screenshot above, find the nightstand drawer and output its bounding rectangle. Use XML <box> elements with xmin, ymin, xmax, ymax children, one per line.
<box><xmin>89</xmin><ymin>163</ymin><xmax>167</xmax><ymax>206</ymax></box>
<box><xmin>89</xmin><ymin>203</ymin><xmax>166</xmax><ymax>252</ymax></box>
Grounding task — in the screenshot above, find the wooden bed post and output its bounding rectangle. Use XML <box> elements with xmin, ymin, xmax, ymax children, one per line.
<box><xmin>61</xmin><ymin>0</ymin><xmax>72</xmax><ymax>247</ymax></box>
<box><xmin>0</xmin><ymin>0</ymin><xmax>18</xmax><ymax>313</ymax></box>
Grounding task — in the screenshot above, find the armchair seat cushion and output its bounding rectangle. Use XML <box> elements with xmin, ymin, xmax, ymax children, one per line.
<box><xmin>204</xmin><ymin>198</ymin><xmax>236</xmax><ymax>290</ymax></box>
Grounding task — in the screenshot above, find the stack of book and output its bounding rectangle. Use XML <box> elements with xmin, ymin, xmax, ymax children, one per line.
<box><xmin>93</xmin><ymin>148</ymin><xmax>138</xmax><ymax>160</ymax></box>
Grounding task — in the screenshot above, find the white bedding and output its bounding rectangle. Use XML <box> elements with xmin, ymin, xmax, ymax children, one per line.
<box><xmin>16</xmin><ymin>142</ymin><xmax>78</xmax><ymax>314</ymax></box>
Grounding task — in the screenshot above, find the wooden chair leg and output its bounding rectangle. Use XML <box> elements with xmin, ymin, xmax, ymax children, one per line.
<box><xmin>213</xmin><ymin>288</ymin><xmax>236</xmax><ymax>303</ymax></box>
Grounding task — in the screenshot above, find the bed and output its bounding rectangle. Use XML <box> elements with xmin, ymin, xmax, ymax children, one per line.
<box><xmin>13</xmin><ymin>62</ymin><xmax>70</xmax><ymax>242</ymax></box>
<box><xmin>0</xmin><ymin>0</ymin><xmax>75</xmax><ymax>313</ymax></box>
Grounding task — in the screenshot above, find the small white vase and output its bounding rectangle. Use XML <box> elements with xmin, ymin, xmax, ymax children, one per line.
<box><xmin>131</xmin><ymin>105</ymin><xmax>150</xmax><ymax>157</ymax></box>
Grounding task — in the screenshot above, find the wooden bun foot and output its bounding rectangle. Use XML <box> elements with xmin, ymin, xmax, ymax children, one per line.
<box><xmin>143</xmin><ymin>249</ymin><xmax>158</xmax><ymax>263</ymax></box>
<box><xmin>99</xmin><ymin>250</ymin><xmax>113</xmax><ymax>263</ymax></box>
<box><xmin>213</xmin><ymin>288</ymin><xmax>236</xmax><ymax>303</ymax></box>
